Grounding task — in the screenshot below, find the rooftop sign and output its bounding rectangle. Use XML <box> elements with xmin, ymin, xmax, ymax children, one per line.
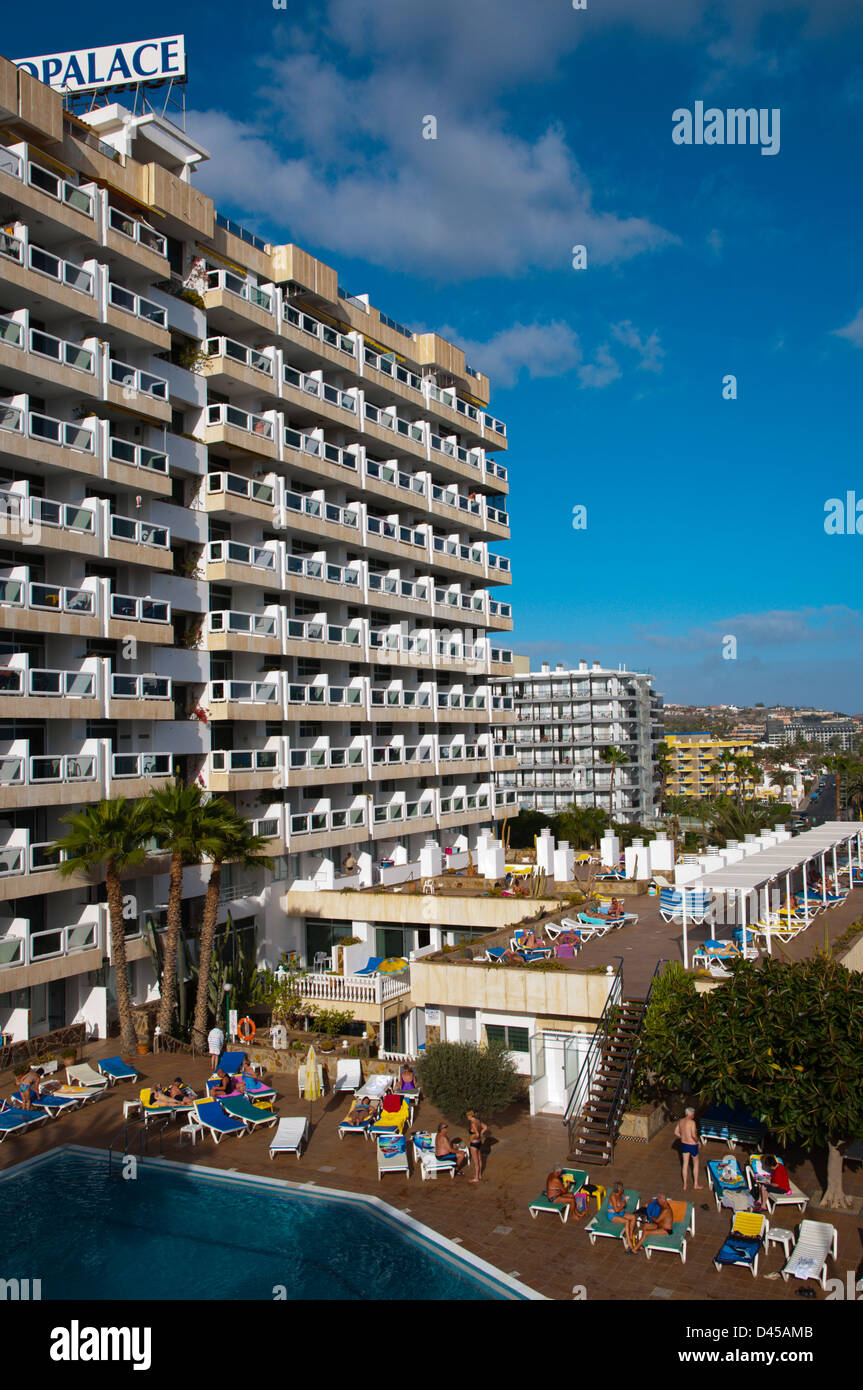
<box><xmin>14</xmin><ymin>36</ymin><xmax>186</xmax><ymax>95</ymax></box>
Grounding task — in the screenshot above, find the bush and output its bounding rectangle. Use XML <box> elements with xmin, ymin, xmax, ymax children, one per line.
<box><xmin>314</xmin><ymin>1007</ymin><xmax>355</xmax><ymax>1036</ymax></box>
<box><xmin>416</xmin><ymin>1040</ymin><xmax>521</xmax><ymax>1122</ymax></box>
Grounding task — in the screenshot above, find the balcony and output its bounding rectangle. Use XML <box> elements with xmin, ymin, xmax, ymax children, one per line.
<box><xmin>205</xmin><ymin>267</ymin><xmax>274</xmax><ymax>315</ymax></box>
<box><xmin>205</xmin><ymin>471</ymin><xmax>275</xmax><ymax>519</ymax></box>
<box><xmin>110</xmin><ymin>752</ymin><xmax>172</xmax><ymax>783</ymax></box>
<box><xmin>208</xmin><ymin>747</ymin><xmax>280</xmax><ymax>792</ymax></box>
<box><xmin>0</xmin><ymin>314</ymin><xmax>97</xmax><ymax>383</ymax></box>
<box><xmin>0</xmin><ymin>401</ymin><xmax>96</xmax><ymax>474</ymax></box>
<box><xmin>0</xmin><ymin>146</ymin><xmax>94</xmax><ymax>218</ymax></box>
<box><xmin>0</xmin><ymin>917</ymin><xmax>102</xmax><ymax>973</ymax></box>
<box><xmin>302</xmin><ymin>970</ymin><xmax>411</xmax><ymax>1006</ymax></box>
<box><xmin>283</xmin><ymin>424</ymin><xmax>358</xmax><ymax>477</ymax></box>
<box><xmin>110</xmin><ymin>674</ymin><xmax>171</xmax><ymax>701</ymax></box>
<box><xmin>106</xmin><ymin>205</ymin><xmax>167</xmax><ymax>261</ymax></box>
<box><xmin>107</xmin><ymin>282</ymin><xmax>168</xmax><ymax>334</ymax></box>
<box><xmin>205</xmin><ymin>538</ymin><xmax>278</xmax><ymax>582</ymax></box>
<box><xmin>107</xmin><ymin>358</ymin><xmax>170</xmax><ymax>416</ymax></box>
<box><xmin>109</xmin><ymin>513</ymin><xmax>171</xmax><ymax>552</ymax></box>
<box><xmin>206</xmin><ymin>401</ymin><xmax>275</xmax><ymax>447</ymax></box>
<box><xmin>283</xmin><ymin>364</ymin><xmax>357</xmax><ymax>417</ymax></box>
<box><xmin>108</xmin><ymin>436</ymin><xmax>171</xmax><ymax>490</ymax></box>
<box><xmin>208</xmin><ymin>678</ymin><xmax>282</xmax><ymax>719</ymax></box>
<box><xmin>281</xmin><ymin>303</ymin><xmax>357</xmax><ymax>359</ymax></box>
<box><xmin>205</xmin><ymin>334</ymin><xmax>274</xmax><ymax>380</ymax></box>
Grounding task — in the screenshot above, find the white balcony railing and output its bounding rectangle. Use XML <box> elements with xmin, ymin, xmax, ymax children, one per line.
<box><xmin>107</xmin><ymin>205</ymin><xmax>167</xmax><ymax>257</ymax></box>
<box><xmin>205</xmin><ymin>267</ymin><xmax>273</xmax><ymax>313</ymax></box>
<box><xmin>282</xmin><ymin>303</ymin><xmax>355</xmax><ymax>356</ymax></box>
<box><xmin>302</xmin><ymin>970</ymin><xmax>410</xmax><ymax>1004</ymax></box>
<box><xmin>108</xmin><ymin>282</ymin><xmax>167</xmax><ymax>328</ymax></box>
<box><xmin>205</xmin><ymin>335</ymin><xmax>273</xmax><ymax>376</ymax></box>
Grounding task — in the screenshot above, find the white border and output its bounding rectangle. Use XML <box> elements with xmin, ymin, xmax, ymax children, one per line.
<box><xmin>0</xmin><ymin>1144</ymin><xmax>545</xmax><ymax>1301</ymax></box>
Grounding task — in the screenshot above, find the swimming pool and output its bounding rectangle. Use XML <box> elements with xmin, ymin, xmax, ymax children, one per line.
<box><xmin>1</xmin><ymin>1147</ymin><xmax>539</xmax><ymax>1300</ymax></box>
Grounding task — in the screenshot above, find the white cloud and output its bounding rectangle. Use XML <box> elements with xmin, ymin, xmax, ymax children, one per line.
<box><xmin>577</xmin><ymin>345</ymin><xmax>622</xmax><ymax>391</ymax></box>
<box><xmin>611</xmin><ymin>320</ymin><xmax>665</xmax><ymax>372</ymax></box>
<box><xmin>635</xmin><ymin>605</ymin><xmax>863</xmax><ymax>654</ymax></box>
<box><xmin>439</xmin><ymin>321</ymin><xmax>582</xmax><ymax>389</ymax></box>
<box><xmin>833</xmin><ymin>307</ymin><xmax>863</xmax><ymax>346</ymax></box>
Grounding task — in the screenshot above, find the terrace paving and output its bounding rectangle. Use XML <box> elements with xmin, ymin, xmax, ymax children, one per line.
<box><xmin>2</xmin><ymin>1042</ymin><xmax>861</xmax><ymax>1302</ymax></box>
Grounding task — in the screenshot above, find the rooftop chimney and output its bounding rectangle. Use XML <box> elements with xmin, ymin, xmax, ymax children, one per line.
<box><xmin>541</xmin><ymin>662</ymin><xmax>550</xmax><ymax>674</ymax></box>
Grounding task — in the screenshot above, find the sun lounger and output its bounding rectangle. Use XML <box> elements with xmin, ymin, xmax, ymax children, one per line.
<box><xmin>356</xmin><ymin>1074</ymin><xmax>394</xmax><ymax>1100</ymax></box>
<box><xmin>707</xmin><ymin>1157</ymin><xmax>751</xmax><ymax>1211</ymax></box>
<box><xmin>9</xmin><ymin>1089</ymin><xmax>82</xmax><ymax>1117</ymax></box>
<box><xmin>218</xmin><ymin>1051</ymin><xmax>247</xmax><ymax>1073</ymax></box>
<box><xmin>699</xmin><ymin>1103</ymin><xmax>765</xmax><ymax>1150</ymax></box>
<box><xmin>268</xmin><ymin>1115</ymin><xmax>309</xmax><ymax>1159</ymax></box>
<box><xmin>574</xmin><ymin>915</ymin><xmax>614</xmax><ymax>940</ymax></box>
<box><xmin>485</xmin><ymin>947</ymin><xmax>508</xmax><ymax>963</ymax></box>
<box><xmin>297</xmin><ymin>1063</ymin><xmax>324</xmax><ymax>1097</ymax></box>
<box><xmin>713</xmin><ymin>1211</ymin><xmax>769</xmax><ymax>1277</ymax></box>
<box><xmin>220</xmin><ymin>1096</ymin><xmax>278</xmax><ymax>1131</ymax></box>
<box><xmin>338</xmin><ymin>1112</ymin><xmax>376</xmax><ymax>1139</ymax></box>
<box><xmin>641</xmin><ymin>1200</ymin><xmax>695</xmax><ymax>1263</ymax></box>
<box><xmin>412</xmin><ymin>1131</ymin><xmax>458</xmax><ymax>1180</ymax></box>
<box><xmin>376</xmin><ymin>1132</ymin><xmax>410</xmax><ymax>1180</ymax></box>
<box><xmin>139</xmin><ymin>1088</ymin><xmax>196</xmax><ymax>1126</ymax></box>
<box><xmin>332</xmin><ymin>1058</ymin><xmax>362</xmax><ymax>1094</ymax></box>
<box><xmin>97</xmin><ymin>1056</ymin><xmax>138</xmax><ymax>1084</ymax></box>
<box><xmin>369</xmin><ymin>1097</ymin><xmax>411</xmax><ymax>1135</ymax></box>
<box><xmin>659</xmin><ymin>890</ymin><xmax>714</xmax><ymax>925</ymax></box>
<box><xmin>529</xmin><ymin>1167</ymin><xmax>588</xmax><ymax>1223</ymax></box>
<box><xmin>0</xmin><ymin>1106</ymin><xmax>48</xmax><ymax>1141</ymax></box>
<box><xmin>585</xmin><ymin>1189</ymin><xmax>639</xmax><ymax>1244</ymax></box>
<box><xmin>594</xmin><ymin>900</ymin><xmax>638</xmax><ymax>926</ymax></box>
<box><xmin>781</xmin><ymin>1219</ymin><xmax>837</xmax><ymax>1289</ymax></box>
<box><xmin>354</xmin><ymin>956</ymin><xmax>384</xmax><ymax>976</ymax></box>
<box><xmin>66</xmin><ymin>1063</ymin><xmax>110</xmax><ymax>1090</ymax></box>
<box><xmin>193</xmin><ymin>1100</ymin><xmax>248</xmax><ymax>1144</ymax></box>
<box><xmin>746</xmin><ymin>1154</ymin><xmax>809</xmax><ymax>1213</ymax></box>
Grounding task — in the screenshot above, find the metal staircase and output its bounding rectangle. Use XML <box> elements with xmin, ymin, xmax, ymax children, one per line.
<box><xmin>564</xmin><ymin>959</ymin><xmax>664</xmax><ymax>1167</ymax></box>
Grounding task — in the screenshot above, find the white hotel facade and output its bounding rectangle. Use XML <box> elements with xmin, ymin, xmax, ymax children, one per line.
<box><xmin>493</xmin><ymin>661</ymin><xmax>663</xmax><ymax>824</ymax></box>
<box><xmin>0</xmin><ymin>54</ymin><xmax>517</xmax><ymax>1041</ymax></box>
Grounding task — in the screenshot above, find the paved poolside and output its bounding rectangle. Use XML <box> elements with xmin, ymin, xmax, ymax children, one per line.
<box><xmin>2</xmin><ymin>1044</ymin><xmax>860</xmax><ymax>1302</ymax></box>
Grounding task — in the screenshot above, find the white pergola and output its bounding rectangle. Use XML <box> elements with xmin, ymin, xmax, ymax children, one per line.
<box><xmin>681</xmin><ymin>822</ymin><xmax>863</xmax><ymax>967</ymax></box>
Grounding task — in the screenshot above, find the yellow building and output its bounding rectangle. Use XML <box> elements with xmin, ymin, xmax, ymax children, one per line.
<box><xmin>666</xmin><ymin>733</ymin><xmax>755</xmax><ymax>799</ymax></box>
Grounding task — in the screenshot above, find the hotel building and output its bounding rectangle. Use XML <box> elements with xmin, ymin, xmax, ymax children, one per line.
<box><xmin>493</xmin><ymin>661</ymin><xmax>663</xmax><ymax>823</ymax></box>
<box><xmin>665</xmin><ymin>732</ymin><xmax>755</xmax><ymax>799</ymax></box>
<box><xmin>0</xmin><ymin>54</ymin><xmax>516</xmax><ymax>1041</ymax></box>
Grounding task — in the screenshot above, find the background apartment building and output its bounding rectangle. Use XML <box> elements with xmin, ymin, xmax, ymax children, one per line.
<box><xmin>493</xmin><ymin>661</ymin><xmax>662</xmax><ymax>823</ymax></box>
<box><xmin>766</xmin><ymin>717</ymin><xmax>857</xmax><ymax>750</ymax></box>
<box><xmin>0</xmin><ymin>55</ymin><xmax>516</xmax><ymax>1040</ymax></box>
<box><xmin>665</xmin><ymin>732</ymin><xmax>755</xmax><ymax>799</ymax></box>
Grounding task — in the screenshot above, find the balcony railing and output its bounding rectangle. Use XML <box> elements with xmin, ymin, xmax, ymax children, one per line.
<box><xmin>282</xmin><ymin>303</ymin><xmax>355</xmax><ymax>356</ymax></box>
<box><xmin>429</xmin><ymin>433</ymin><xmax>481</xmax><ymax>469</ymax></box>
<box><xmin>211</xmin><ymin>749</ymin><xmax>279</xmax><ymax>775</ymax></box>
<box><xmin>283</xmin><ymin>364</ymin><xmax>356</xmax><ymax>413</ymax></box>
<box><xmin>283</xmin><ymin>426</ymin><xmax>358</xmax><ymax>473</ymax></box>
<box><xmin>287</xmin><ymin>683</ymin><xmax>363</xmax><ymax>708</ymax></box>
<box><xmin>367</xmin><ymin>516</ymin><xmax>424</xmax><ymax>548</ymax></box>
<box><xmin>210</xmin><ymin>680</ymin><xmax>280</xmax><ymax>706</ymax></box>
<box><xmin>108</xmin><ymin>282</ymin><xmax>167</xmax><ymax>327</ymax></box>
<box><xmin>302</xmin><ymin>971</ymin><xmax>410</xmax><ymax>1004</ymax></box>
<box><xmin>370</xmin><ymin>688</ymin><xmax>432</xmax><ymax>709</ymax></box>
<box><xmin>287</xmin><ymin>618</ymin><xmax>362</xmax><ymax>648</ymax></box>
<box><xmin>434</xmin><ymin>588</ymin><xmax>485</xmax><ymax>614</ymax></box>
<box><xmin>109</xmin><ymin>437</ymin><xmax>169</xmax><ymax>475</ymax></box>
<box><xmin>109</xmin><ymin>594</ymin><xmax>170</xmax><ymax>624</ymax></box>
<box><xmin>284</xmin><ymin>490</ymin><xmax>358</xmax><ymax>530</ymax></box>
<box><xmin>0</xmin><ymin>145</ymin><xmax>23</xmax><ymax>179</ymax></box>
<box><xmin>27</xmin><ymin>159</ymin><xmax>93</xmax><ymax>216</ymax></box>
<box><xmin>364</xmin><ymin>402</ymin><xmax>424</xmax><ymax>444</ymax></box>
<box><xmin>30</xmin><ymin>920</ymin><xmax>98</xmax><ymax>961</ymax></box>
<box><xmin>285</xmin><ymin>554</ymin><xmax>360</xmax><ymax>589</ymax></box>
<box><xmin>433</xmin><ymin>537</ymin><xmax>483</xmax><ymax>565</ymax></box>
<box><xmin>363</xmin><ymin>346</ymin><xmax>422</xmax><ymax>391</ymax></box>
<box><xmin>110</xmin><ymin>674</ymin><xmax>171</xmax><ymax>700</ymax></box>
<box><xmin>290</xmin><ymin>807</ymin><xmax>366</xmax><ymax>836</ymax></box>
<box><xmin>112</xmin><ymin>752</ymin><xmax>172</xmax><ymax>779</ymax></box>
<box><xmin>204</xmin><ymin>335</ymin><xmax>273</xmax><ymax>376</ymax></box>
<box><xmin>440</xmin><ymin>792</ymin><xmax>490</xmax><ymax>815</ymax></box>
<box><xmin>206</xmin><ymin>539</ymin><xmax>277</xmax><ymax>573</ymax></box>
<box><xmin>0</xmin><ymin>579</ymin><xmax>94</xmax><ymax>616</ymax></box>
<box><xmin>28</xmin><ymin>242</ymin><xmax>94</xmax><ymax>295</ymax></box>
<box><xmin>207</xmin><ymin>402</ymin><xmax>273</xmax><ymax>439</ymax></box>
<box><xmin>292</xmin><ymin>746</ymin><xmax>365</xmax><ymax>770</ymax></box>
<box><xmin>109</xmin><ymin>514</ymin><xmax>170</xmax><ymax>548</ymax></box>
<box><xmin>369</xmin><ymin>573</ymin><xmax>431</xmax><ymax>604</ymax></box>
<box><xmin>206</xmin><ymin>472</ymin><xmax>274</xmax><ymax>507</ymax></box>
<box><xmin>0</xmin><ymin>404</ymin><xmax>94</xmax><ymax>453</ymax></box>
<box><xmin>107</xmin><ymin>205</ymin><xmax>167</xmax><ymax>257</ymax></box>
<box><xmin>0</xmin><ymin>751</ymin><xmax>97</xmax><ymax>787</ymax></box>
<box><xmin>0</xmin><ymin>316</ymin><xmax>95</xmax><ymax>373</ymax></box>
<box><xmin>209</xmin><ymin>610</ymin><xmax>277</xmax><ymax>640</ymax></box>
<box><xmin>109</xmin><ymin>359</ymin><xmax>169</xmax><ymax>400</ymax></box>
<box><xmin>365</xmin><ymin>459</ymin><xmax>426</xmax><ymax>496</ymax></box>
<box><xmin>0</xmin><ymin>667</ymin><xmax>95</xmax><ymax>698</ymax></box>
<box><xmin>205</xmin><ymin>267</ymin><xmax>273</xmax><ymax>313</ymax></box>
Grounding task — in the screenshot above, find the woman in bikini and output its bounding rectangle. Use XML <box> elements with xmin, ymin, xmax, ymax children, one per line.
<box><xmin>465</xmin><ymin>1110</ymin><xmax>488</xmax><ymax>1183</ymax></box>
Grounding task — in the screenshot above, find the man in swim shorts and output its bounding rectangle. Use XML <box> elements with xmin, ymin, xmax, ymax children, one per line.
<box><xmin>674</xmin><ymin>1107</ymin><xmax>704</xmax><ymax>1190</ymax></box>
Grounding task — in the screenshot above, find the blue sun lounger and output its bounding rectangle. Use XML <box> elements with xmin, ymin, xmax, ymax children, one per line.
<box><xmin>354</xmin><ymin>957</ymin><xmax>384</xmax><ymax>976</ymax></box>
<box><xmin>9</xmin><ymin>1089</ymin><xmax>83</xmax><ymax>1117</ymax></box>
<box><xmin>97</xmin><ymin>1056</ymin><xmax>139</xmax><ymax>1084</ymax></box>
<box><xmin>707</xmin><ymin>1156</ymin><xmax>751</xmax><ymax>1211</ymax></box>
<box><xmin>700</xmin><ymin>1104</ymin><xmax>765</xmax><ymax>1150</ymax></box>
<box><xmin>192</xmin><ymin>1101</ymin><xmax>248</xmax><ymax>1144</ymax></box>
<box><xmin>220</xmin><ymin>1096</ymin><xmax>278</xmax><ymax>1131</ymax></box>
<box><xmin>0</xmin><ymin>1106</ymin><xmax>48</xmax><ymax>1141</ymax></box>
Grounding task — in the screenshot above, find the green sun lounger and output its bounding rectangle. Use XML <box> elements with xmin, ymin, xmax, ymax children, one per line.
<box><xmin>528</xmin><ymin>1167</ymin><xmax>588</xmax><ymax>1223</ymax></box>
<box><xmin>641</xmin><ymin>1201</ymin><xmax>695</xmax><ymax>1263</ymax></box>
<box><xmin>585</xmin><ymin>1189</ymin><xmax>639</xmax><ymax>1243</ymax></box>
<box><xmin>220</xmin><ymin>1096</ymin><xmax>278</xmax><ymax>1131</ymax></box>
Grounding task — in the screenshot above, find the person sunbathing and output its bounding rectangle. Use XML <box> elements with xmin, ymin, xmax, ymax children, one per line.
<box><xmin>520</xmin><ymin>930</ymin><xmax>545</xmax><ymax>949</ymax></box>
<box><xmin>608</xmin><ymin>898</ymin><xmax>624</xmax><ymax>919</ymax></box>
<box><xmin>605</xmin><ymin>1182</ymin><xmax>637</xmax><ymax>1248</ymax></box>
<box><xmin>545</xmin><ymin>1167</ymin><xmax>584</xmax><ymax>1221</ymax></box>
<box><xmin>164</xmin><ymin>1078</ymin><xmax>195</xmax><ymax>1101</ymax></box>
<box><xmin>209</xmin><ymin>1068</ymin><xmax>238</xmax><ymax>1098</ymax></box>
<box><xmin>434</xmin><ymin>1122</ymin><xmax>467</xmax><ymax>1172</ymax></box>
<box><xmin>150</xmin><ymin>1086</ymin><xmax>192</xmax><ymax>1108</ymax></box>
<box><xmin>397</xmin><ymin>1064</ymin><xmax>418</xmax><ymax>1093</ymax></box>
<box><xmin>557</xmin><ymin>927</ymin><xmax>579</xmax><ymax>946</ymax></box>
<box><xmin>345</xmin><ymin>1097</ymin><xmax>376</xmax><ymax>1126</ymax></box>
<box><xmin>631</xmin><ymin>1194</ymin><xmax>673</xmax><ymax>1252</ymax></box>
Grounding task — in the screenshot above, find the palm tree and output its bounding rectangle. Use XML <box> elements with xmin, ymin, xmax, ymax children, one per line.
<box><xmin>600</xmin><ymin>745</ymin><xmax>628</xmax><ymax>818</ymax></box>
<box><xmin>556</xmin><ymin>803</ymin><xmax>609</xmax><ymax>851</ymax></box>
<box><xmin>710</xmin><ymin>751</ymin><xmax>738</xmax><ymax>798</ymax></box>
<box><xmin>52</xmin><ymin>798</ymin><xmax>153</xmax><ymax>1052</ymax></box>
<box><xmin>149</xmin><ymin>781</ymin><xmax>231</xmax><ymax>1034</ymax></box>
<box><xmin>731</xmin><ymin>755</ymin><xmax>758</xmax><ymax>806</ymax></box>
<box><xmin>655</xmin><ymin>740</ymin><xmax>672</xmax><ymax>809</ymax></box>
<box><xmin>191</xmin><ymin>806</ymin><xmax>272</xmax><ymax>1053</ymax></box>
<box><xmin>708</xmin><ymin>796</ymin><xmax>780</xmax><ymax>844</ymax></box>
<box><xmin>842</xmin><ymin>763</ymin><xmax>863</xmax><ymax>821</ymax></box>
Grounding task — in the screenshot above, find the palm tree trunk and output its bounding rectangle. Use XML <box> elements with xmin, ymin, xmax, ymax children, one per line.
<box><xmin>106</xmin><ymin>863</ymin><xmax>137</xmax><ymax>1053</ymax></box>
<box><xmin>191</xmin><ymin>861</ymin><xmax>221</xmax><ymax>1052</ymax></box>
<box><xmin>157</xmin><ymin>850</ymin><xmax>184</xmax><ymax>1033</ymax></box>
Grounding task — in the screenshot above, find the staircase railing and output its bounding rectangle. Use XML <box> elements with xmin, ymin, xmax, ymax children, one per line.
<box><xmin>602</xmin><ymin>958</ymin><xmax>668</xmax><ymax>1162</ymax></box>
<box><xmin>564</xmin><ymin>957</ymin><xmax>623</xmax><ymax>1144</ymax></box>
<box><xmin>106</xmin><ymin>1114</ymin><xmax>168</xmax><ymax>1174</ymax></box>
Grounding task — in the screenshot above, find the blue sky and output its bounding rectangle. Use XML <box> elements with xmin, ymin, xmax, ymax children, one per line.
<box><xmin>8</xmin><ymin>2</ymin><xmax>863</xmax><ymax>708</ymax></box>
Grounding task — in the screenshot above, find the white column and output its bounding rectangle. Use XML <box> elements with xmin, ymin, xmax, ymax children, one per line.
<box><xmin>682</xmin><ymin>894</ymin><xmax>689</xmax><ymax>970</ymax></box>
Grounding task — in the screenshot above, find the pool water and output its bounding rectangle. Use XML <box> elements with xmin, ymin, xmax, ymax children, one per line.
<box><xmin>1</xmin><ymin>1149</ymin><xmax>525</xmax><ymax>1300</ymax></box>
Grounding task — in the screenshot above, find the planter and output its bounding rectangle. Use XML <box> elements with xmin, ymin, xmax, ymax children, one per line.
<box><xmin>618</xmin><ymin>1102</ymin><xmax>668</xmax><ymax>1143</ymax></box>
<box><xmin>136</xmin><ymin>1043</ymin><xmax>148</xmax><ymax>1056</ymax></box>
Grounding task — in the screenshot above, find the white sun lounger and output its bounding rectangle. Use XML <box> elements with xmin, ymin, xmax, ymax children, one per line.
<box><xmin>268</xmin><ymin>1116</ymin><xmax>310</xmax><ymax>1159</ymax></box>
<box><xmin>66</xmin><ymin>1063</ymin><xmax>110</xmax><ymax>1090</ymax></box>
<box><xmin>332</xmin><ymin>1059</ymin><xmax>362</xmax><ymax>1094</ymax></box>
<box><xmin>376</xmin><ymin>1133</ymin><xmax>410</xmax><ymax>1180</ymax></box>
<box><xmin>356</xmin><ymin>1073</ymin><xmax>394</xmax><ymax>1100</ymax></box>
<box><xmin>746</xmin><ymin>1155</ymin><xmax>809</xmax><ymax>1214</ymax></box>
<box><xmin>781</xmin><ymin>1220</ymin><xmax>837</xmax><ymax>1289</ymax></box>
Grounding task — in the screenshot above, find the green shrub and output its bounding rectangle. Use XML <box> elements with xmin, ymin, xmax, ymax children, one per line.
<box><xmin>314</xmin><ymin>1007</ymin><xmax>355</xmax><ymax>1036</ymax></box>
<box><xmin>416</xmin><ymin>1040</ymin><xmax>520</xmax><ymax>1122</ymax></box>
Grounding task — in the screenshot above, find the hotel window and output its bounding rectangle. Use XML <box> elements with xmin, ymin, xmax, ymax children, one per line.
<box><xmin>485</xmin><ymin>1024</ymin><xmax>530</xmax><ymax>1054</ymax></box>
